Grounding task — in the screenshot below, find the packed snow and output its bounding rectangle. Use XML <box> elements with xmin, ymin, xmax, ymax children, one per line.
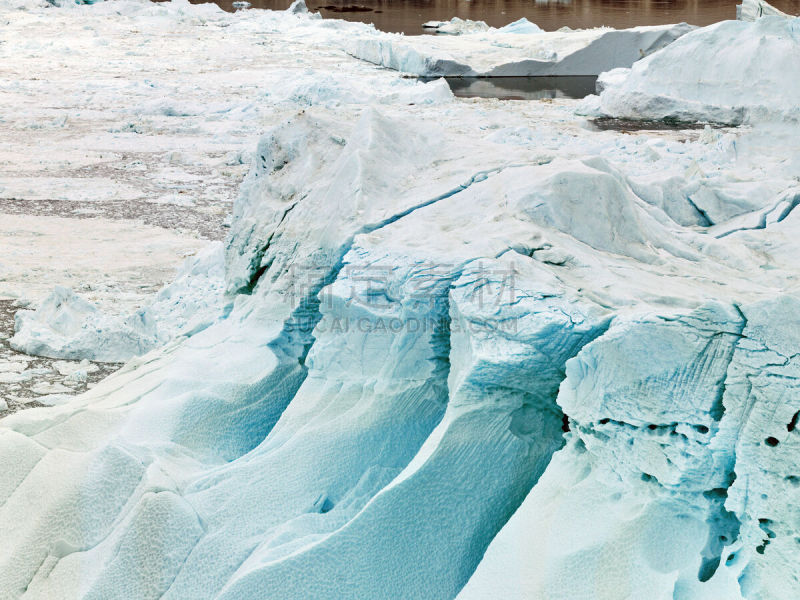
<box><xmin>1</xmin><ymin>1</ymin><xmax>800</xmax><ymax>600</ymax></box>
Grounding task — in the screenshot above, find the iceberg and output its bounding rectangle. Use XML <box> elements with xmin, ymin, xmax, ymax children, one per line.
<box><xmin>591</xmin><ymin>16</ymin><xmax>800</xmax><ymax>124</ymax></box>
<box><xmin>498</xmin><ymin>17</ymin><xmax>545</xmax><ymax>35</ymax></box>
<box><xmin>1</xmin><ymin>2</ymin><xmax>800</xmax><ymax>600</ymax></box>
<box><xmin>737</xmin><ymin>0</ymin><xmax>793</xmax><ymax>21</ymax></box>
<box><xmin>347</xmin><ymin>23</ymin><xmax>695</xmax><ymax>77</ymax></box>
<box><xmin>423</xmin><ymin>17</ymin><xmax>491</xmax><ymax>35</ymax></box>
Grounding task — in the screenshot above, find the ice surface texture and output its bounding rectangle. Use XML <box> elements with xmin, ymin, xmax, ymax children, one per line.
<box><xmin>1</xmin><ymin>2</ymin><xmax>800</xmax><ymax>600</ymax></box>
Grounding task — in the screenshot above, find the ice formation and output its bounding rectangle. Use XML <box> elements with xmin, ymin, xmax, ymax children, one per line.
<box><xmin>10</xmin><ymin>243</ymin><xmax>230</xmax><ymax>362</ymax></box>
<box><xmin>589</xmin><ymin>15</ymin><xmax>800</xmax><ymax>124</ymax></box>
<box><xmin>737</xmin><ymin>0</ymin><xmax>793</xmax><ymax>21</ymax></box>
<box><xmin>1</xmin><ymin>1</ymin><xmax>800</xmax><ymax>600</ymax></box>
<box><xmin>348</xmin><ymin>22</ymin><xmax>695</xmax><ymax>76</ymax></box>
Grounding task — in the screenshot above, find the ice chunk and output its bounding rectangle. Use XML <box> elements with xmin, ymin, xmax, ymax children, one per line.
<box><xmin>287</xmin><ymin>0</ymin><xmax>309</xmax><ymax>14</ymax></box>
<box><xmin>595</xmin><ymin>17</ymin><xmax>800</xmax><ymax>124</ymax></box>
<box><xmin>497</xmin><ymin>17</ymin><xmax>544</xmax><ymax>35</ymax></box>
<box><xmin>737</xmin><ymin>0</ymin><xmax>793</xmax><ymax>21</ymax></box>
<box><xmin>427</xmin><ymin>17</ymin><xmax>490</xmax><ymax>36</ymax></box>
<box><xmin>348</xmin><ymin>23</ymin><xmax>694</xmax><ymax>77</ymax></box>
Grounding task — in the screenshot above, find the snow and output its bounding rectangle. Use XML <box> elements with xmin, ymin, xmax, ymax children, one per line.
<box><xmin>590</xmin><ymin>16</ymin><xmax>800</xmax><ymax>124</ymax></box>
<box><xmin>0</xmin><ymin>1</ymin><xmax>800</xmax><ymax>600</ymax></box>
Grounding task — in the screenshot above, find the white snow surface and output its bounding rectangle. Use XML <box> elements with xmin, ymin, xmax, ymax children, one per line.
<box><xmin>590</xmin><ymin>15</ymin><xmax>800</xmax><ymax>124</ymax></box>
<box><xmin>0</xmin><ymin>2</ymin><xmax>800</xmax><ymax>600</ymax></box>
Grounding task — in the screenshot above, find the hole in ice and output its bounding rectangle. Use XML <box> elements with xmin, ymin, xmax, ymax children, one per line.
<box><xmin>698</xmin><ymin>556</ymin><xmax>721</xmax><ymax>582</ymax></box>
<box><xmin>561</xmin><ymin>414</ymin><xmax>570</xmax><ymax>433</ymax></box>
<box><xmin>418</xmin><ymin>76</ymin><xmax>598</xmax><ymax>100</ymax></box>
<box><xmin>787</xmin><ymin>410</ymin><xmax>799</xmax><ymax>432</ymax></box>
<box><xmin>313</xmin><ymin>494</ymin><xmax>335</xmax><ymax>514</ymax></box>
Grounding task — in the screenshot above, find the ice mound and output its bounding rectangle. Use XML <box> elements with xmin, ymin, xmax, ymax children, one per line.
<box><xmin>10</xmin><ymin>242</ymin><xmax>230</xmax><ymax>363</ymax></box>
<box><xmin>287</xmin><ymin>0</ymin><xmax>309</xmax><ymax>14</ymax></box>
<box><xmin>592</xmin><ymin>16</ymin><xmax>800</xmax><ymax>124</ymax></box>
<box><xmin>348</xmin><ymin>22</ymin><xmax>694</xmax><ymax>77</ymax></box>
<box><xmin>498</xmin><ymin>17</ymin><xmax>545</xmax><ymax>34</ymax></box>
<box><xmin>267</xmin><ymin>71</ymin><xmax>453</xmax><ymax>107</ymax></box>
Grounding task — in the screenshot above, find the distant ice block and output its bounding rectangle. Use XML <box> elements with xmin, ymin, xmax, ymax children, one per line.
<box><xmin>348</xmin><ymin>22</ymin><xmax>694</xmax><ymax>77</ymax></box>
<box><xmin>594</xmin><ymin>16</ymin><xmax>800</xmax><ymax>124</ymax></box>
<box><xmin>737</xmin><ymin>0</ymin><xmax>793</xmax><ymax>21</ymax></box>
<box><xmin>424</xmin><ymin>17</ymin><xmax>490</xmax><ymax>35</ymax></box>
<box><xmin>498</xmin><ymin>17</ymin><xmax>544</xmax><ymax>34</ymax></box>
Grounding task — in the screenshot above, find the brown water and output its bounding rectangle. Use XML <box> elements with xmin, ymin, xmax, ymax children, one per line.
<box><xmin>203</xmin><ymin>0</ymin><xmax>800</xmax><ymax>34</ymax></box>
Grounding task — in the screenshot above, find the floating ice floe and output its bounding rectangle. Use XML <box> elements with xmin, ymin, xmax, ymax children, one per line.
<box><xmin>348</xmin><ymin>22</ymin><xmax>694</xmax><ymax>76</ymax></box>
<box><xmin>586</xmin><ymin>15</ymin><xmax>800</xmax><ymax>124</ymax></box>
<box><xmin>421</xmin><ymin>17</ymin><xmax>491</xmax><ymax>35</ymax></box>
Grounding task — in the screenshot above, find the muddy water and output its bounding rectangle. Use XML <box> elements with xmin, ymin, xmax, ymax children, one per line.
<box><xmin>202</xmin><ymin>0</ymin><xmax>800</xmax><ymax>34</ymax></box>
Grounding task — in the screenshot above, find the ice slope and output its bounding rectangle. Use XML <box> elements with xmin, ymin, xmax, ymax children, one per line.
<box><xmin>347</xmin><ymin>22</ymin><xmax>694</xmax><ymax>77</ymax></box>
<box><xmin>1</xmin><ymin>2</ymin><xmax>800</xmax><ymax>600</ymax></box>
<box><xmin>589</xmin><ymin>16</ymin><xmax>800</xmax><ymax>124</ymax></box>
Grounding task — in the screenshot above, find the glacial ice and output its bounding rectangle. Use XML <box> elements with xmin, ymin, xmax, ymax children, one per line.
<box><xmin>422</xmin><ymin>17</ymin><xmax>491</xmax><ymax>36</ymax></box>
<box><xmin>590</xmin><ymin>15</ymin><xmax>800</xmax><ymax>124</ymax></box>
<box><xmin>737</xmin><ymin>0</ymin><xmax>793</xmax><ymax>21</ymax></box>
<box><xmin>1</xmin><ymin>1</ymin><xmax>800</xmax><ymax>600</ymax></box>
<box><xmin>347</xmin><ymin>22</ymin><xmax>694</xmax><ymax>77</ymax></box>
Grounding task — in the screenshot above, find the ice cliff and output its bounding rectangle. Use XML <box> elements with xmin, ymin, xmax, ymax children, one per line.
<box><xmin>1</xmin><ymin>2</ymin><xmax>800</xmax><ymax>600</ymax></box>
